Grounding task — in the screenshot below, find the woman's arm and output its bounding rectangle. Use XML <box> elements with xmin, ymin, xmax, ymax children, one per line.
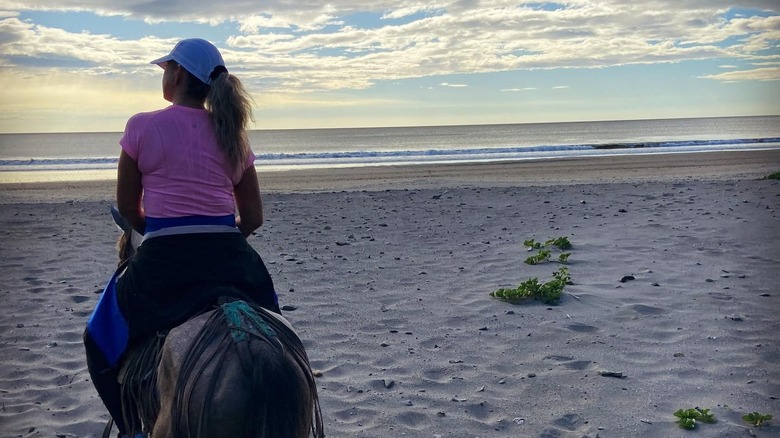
<box><xmin>234</xmin><ymin>166</ymin><xmax>264</xmax><ymax>237</ymax></box>
<box><xmin>116</xmin><ymin>150</ymin><xmax>146</xmax><ymax>234</ymax></box>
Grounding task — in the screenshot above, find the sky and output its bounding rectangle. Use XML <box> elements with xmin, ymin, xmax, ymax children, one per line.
<box><xmin>0</xmin><ymin>0</ymin><xmax>778</xmax><ymax>133</ymax></box>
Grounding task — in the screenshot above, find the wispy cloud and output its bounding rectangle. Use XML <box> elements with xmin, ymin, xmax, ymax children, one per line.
<box><xmin>1</xmin><ymin>1</ymin><xmax>778</xmax><ymax>132</ymax></box>
<box><xmin>1</xmin><ymin>1</ymin><xmax>778</xmax><ymax>94</ymax></box>
<box><xmin>699</xmin><ymin>67</ymin><xmax>780</xmax><ymax>82</ymax></box>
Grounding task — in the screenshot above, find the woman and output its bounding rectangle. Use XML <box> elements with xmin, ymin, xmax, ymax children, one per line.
<box><xmin>84</xmin><ymin>38</ymin><xmax>279</xmax><ymax>437</ymax></box>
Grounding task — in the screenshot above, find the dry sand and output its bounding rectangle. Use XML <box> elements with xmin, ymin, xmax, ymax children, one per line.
<box><xmin>1</xmin><ymin>150</ymin><xmax>779</xmax><ymax>437</ymax></box>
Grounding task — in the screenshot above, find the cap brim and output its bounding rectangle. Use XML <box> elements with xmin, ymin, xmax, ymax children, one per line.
<box><xmin>149</xmin><ymin>55</ymin><xmax>173</xmax><ymax>66</ymax></box>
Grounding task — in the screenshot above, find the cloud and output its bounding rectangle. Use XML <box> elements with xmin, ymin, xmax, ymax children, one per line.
<box><xmin>501</xmin><ymin>87</ymin><xmax>537</xmax><ymax>92</ymax></box>
<box><xmin>0</xmin><ymin>1</ymin><xmax>778</xmax><ymax>95</ymax></box>
<box><xmin>440</xmin><ymin>82</ymin><xmax>467</xmax><ymax>87</ymax></box>
<box><xmin>699</xmin><ymin>67</ymin><xmax>780</xmax><ymax>81</ymax></box>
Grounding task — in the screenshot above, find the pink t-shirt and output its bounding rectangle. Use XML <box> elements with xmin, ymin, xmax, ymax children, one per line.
<box><xmin>120</xmin><ymin>105</ymin><xmax>256</xmax><ymax>218</ymax></box>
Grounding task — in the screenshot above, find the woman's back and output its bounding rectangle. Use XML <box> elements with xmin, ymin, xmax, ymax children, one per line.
<box><xmin>120</xmin><ymin>105</ymin><xmax>252</xmax><ymax>218</ymax></box>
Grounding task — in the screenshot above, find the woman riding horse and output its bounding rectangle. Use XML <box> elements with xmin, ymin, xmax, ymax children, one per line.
<box><xmin>84</xmin><ymin>38</ymin><xmax>281</xmax><ymax>437</ymax></box>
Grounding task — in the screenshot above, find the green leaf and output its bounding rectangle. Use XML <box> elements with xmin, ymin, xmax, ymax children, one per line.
<box><xmin>678</xmin><ymin>417</ymin><xmax>696</xmax><ymax>429</ymax></box>
<box><xmin>543</xmin><ymin>236</ymin><xmax>572</xmax><ymax>250</ymax></box>
<box><xmin>674</xmin><ymin>407</ymin><xmax>718</xmax><ymax>429</ymax></box>
<box><xmin>742</xmin><ymin>412</ymin><xmax>773</xmax><ymax>427</ymax></box>
<box><xmin>523</xmin><ymin>239</ymin><xmax>542</xmax><ymax>249</ymax></box>
<box><xmin>760</xmin><ymin>171</ymin><xmax>780</xmax><ymax>180</ymax></box>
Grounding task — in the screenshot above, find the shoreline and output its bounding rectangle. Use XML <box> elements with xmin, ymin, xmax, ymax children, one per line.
<box><xmin>1</xmin><ymin>149</ymin><xmax>779</xmax><ymax>204</ymax></box>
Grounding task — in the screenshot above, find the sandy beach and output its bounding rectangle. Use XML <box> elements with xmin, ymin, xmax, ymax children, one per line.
<box><xmin>1</xmin><ymin>150</ymin><xmax>779</xmax><ymax>437</ymax></box>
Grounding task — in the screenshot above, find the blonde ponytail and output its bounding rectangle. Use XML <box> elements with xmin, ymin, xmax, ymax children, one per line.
<box><xmin>206</xmin><ymin>73</ymin><xmax>255</xmax><ymax>173</ymax></box>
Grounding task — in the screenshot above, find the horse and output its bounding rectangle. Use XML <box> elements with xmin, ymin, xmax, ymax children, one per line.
<box><xmin>102</xmin><ymin>207</ymin><xmax>324</xmax><ymax>437</ymax></box>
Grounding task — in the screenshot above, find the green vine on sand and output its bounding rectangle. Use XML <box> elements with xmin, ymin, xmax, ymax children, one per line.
<box><xmin>674</xmin><ymin>407</ymin><xmax>716</xmax><ymax>430</ymax></box>
<box><xmin>742</xmin><ymin>412</ymin><xmax>773</xmax><ymax>427</ymax></box>
<box><xmin>759</xmin><ymin>171</ymin><xmax>780</xmax><ymax>180</ymax></box>
<box><xmin>490</xmin><ymin>267</ymin><xmax>571</xmax><ymax>305</ymax></box>
<box><xmin>524</xmin><ymin>237</ymin><xmax>572</xmax><ymax>265</ymax></box>
<box><xmin>491</xmin><ymin>237</ymin><xmax>575</xmax><ymax>305</ymax></box>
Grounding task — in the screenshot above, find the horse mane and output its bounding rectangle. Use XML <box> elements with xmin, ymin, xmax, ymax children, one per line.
<box><xmin>170</xmin><ymin>300</ymin><xmax>324</xmax><ymax>437</ymax></box>
<box><xmin>119</xmin><ymin>333</ymin><xmax>166</xmax><ymax>434</ymax></box>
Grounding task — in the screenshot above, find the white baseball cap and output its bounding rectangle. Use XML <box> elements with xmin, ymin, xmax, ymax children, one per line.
<box><xmin>150</xmin><ymin>38</ymin><xmax>226</xmax><ymax>85</ymax></box>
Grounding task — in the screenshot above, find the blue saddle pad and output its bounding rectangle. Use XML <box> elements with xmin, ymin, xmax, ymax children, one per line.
<box><xmin>86</xmin><ymin>267</ymin><xmax>129</xmax><ymax>367</ymax></box>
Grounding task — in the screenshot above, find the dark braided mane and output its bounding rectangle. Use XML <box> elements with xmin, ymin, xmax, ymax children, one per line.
<box><xmin>169</xmin><ymin>300</ymin><xmax>324</xmax><ymax>437</ymax></box>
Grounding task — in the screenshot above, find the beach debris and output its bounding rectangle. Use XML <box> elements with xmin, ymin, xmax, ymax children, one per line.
<box><xmin>599</xmin><ymin>370</ymin><xmax>625</xmax><ymax>378</ymax></box>
<box><xmin>281</xmin><ymin>304</ymin><xmax>297</xmax><ymax>311</ymax></box>
<box><xmin>618</xmin><ymin>208</ymin><xmax>628</xmax><ymax>213</ymax></box>
<box><xmin>619</xmin><ymin>275</ymin><xmax>635</xmax><ymax>283</ymax></box>
<box><xmin>513</xmin><ymin>417</ymin><xmax>526</xmax><ymax>425</ymax></box>
<box><xmin>727</xmin><ymin>315</ymin><xmax>744</xmax><ymax>321</ymax></box>
<box><xmin>674</xmin><ymin>352</ymin><xmax>685</xmax><ymax>357</ymax></box>
<box><xmin>335</xmin><ymin>241</ymin><xmax>350</xmax><ymax>246</ymax></box>
<box><xmin>383</xmin><ymin>379</ymin><xmax>395</xmax><ymax>389</ymax></box>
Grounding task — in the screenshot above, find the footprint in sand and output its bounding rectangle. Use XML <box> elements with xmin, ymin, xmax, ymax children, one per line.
<box><xmin>564</xmin><ymin>323</ymin><xmax>600</xmax><ymax>333</ymax></box>
<box><xmin>539</xmin><ymin>413</ymin><xmax>588</xmax><ymax>437</ymax></box>
<box><xmin>629</xmin><ymin>304</ymin><xmax>666</xmax><ymax>315</ymax></box>
<box><xmin>544</xmin><ymin>355</ymin><xmax>593</xmax><ymax>371</ymax></box>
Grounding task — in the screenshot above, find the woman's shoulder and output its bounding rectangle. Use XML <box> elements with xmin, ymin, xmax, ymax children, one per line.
<box><xmin>125</xmin><ymin>107</ymin><xmax>170</xmax><ymax>130</ymax></box>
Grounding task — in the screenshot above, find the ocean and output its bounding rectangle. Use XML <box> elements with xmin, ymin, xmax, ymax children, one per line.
<box><xmin>1</xmin><ymin>115</ymin><xmax>779</xmax><ymax>183</ymax></box>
